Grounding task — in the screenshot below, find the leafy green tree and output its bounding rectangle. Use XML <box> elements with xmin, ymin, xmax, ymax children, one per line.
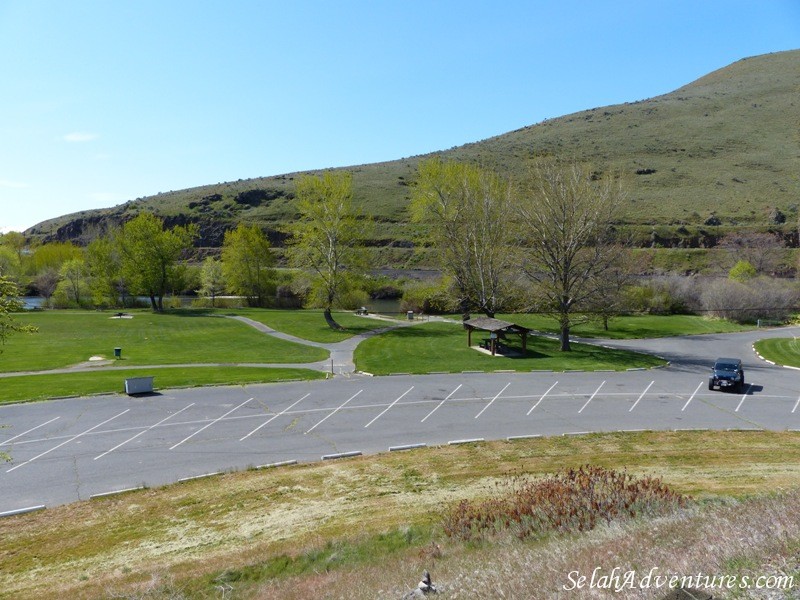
<box><xmin>0</xmin><ymin>231</ymin><xmax>26</xmax><ymax>261</ymax></box>
<box><xmin>30</xmin><ymin>242</ymin><xmax>82</xmax><ymax>275</ymax></box>
<box><xmin>199</xmin><ymin>257</ymin><xmax>226</xmax><ymax>307</ymax></box>
<box><xmin>0</xmin><ymin>245</ymin><xmax>21</xmax><ymax>281</ymax></box>
<box><xmin>221</xmin><ymin>224</ymin><xmax>274</xmax><ymax>307</ymax></box>
<box><xmin>86</xmin><ymin>235</ymin><xmax>127</xmax><ymax>307</ymax></box>
<box><xmin>516</xmin><ymin>160</ymin><xmax>626</xmax><ymax>351</ymax></box>
<box><xmin>0</xmin><ymin>275</ymin><xmax>36</xmax><ymax>349</ymax></box>
<box><xmin>285</xmin><ymin>171</ymin><xmax>367</xmax><ymax>326</ymax></box>
<box><xmin>117</xmin><ymin>213</ymin><xmax>197</xmax><ymax>311</ymax></box>
<box><xmin>412</xmin><ymin>158</ymin><xmax>519</xmax><ymax>318</ymax></box>
<box><xmin>729</xmin><ymin>260</ymin><xmax>757</xmax><ymax>282</ymax></box>
<box><xmin>57</xmin><ymin>258</ymin><xmax>88</xmax><ymax>307</ymax></box>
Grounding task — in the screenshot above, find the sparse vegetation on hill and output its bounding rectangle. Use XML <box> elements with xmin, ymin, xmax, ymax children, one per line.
<box><xmin>25</xmin><ymin>50</ymin><xmax>800</xmax><ymax>260</ymax></box>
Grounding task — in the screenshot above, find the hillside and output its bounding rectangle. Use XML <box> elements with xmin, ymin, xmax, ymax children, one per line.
<box><xmin>26</xmin><ymin>50</ymin><xmax>800</xmax><ymax>254</ymax></box>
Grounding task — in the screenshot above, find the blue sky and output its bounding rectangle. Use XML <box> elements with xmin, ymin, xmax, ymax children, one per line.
<box><xmin>1</xmin><ymin>0</ymin><xmax>798</xmax><ymax>233</ymax></box>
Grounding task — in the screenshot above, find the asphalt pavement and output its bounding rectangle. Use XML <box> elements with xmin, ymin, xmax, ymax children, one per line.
<box><xmin>1</xmin><ymin>323</ymin><xmax>798</xmax><ymax>515</ymax></box>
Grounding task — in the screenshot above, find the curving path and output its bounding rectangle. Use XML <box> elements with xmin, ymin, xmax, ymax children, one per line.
<box><xmin>1</xmin><ymin>321</ymin><xmax>799</xmax><ymax>514</ymax></box>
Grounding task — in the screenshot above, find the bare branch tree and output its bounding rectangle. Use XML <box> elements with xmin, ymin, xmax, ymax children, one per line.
<box><xmin>516</xmin><ymin>160</ymin><xmax>626</xmax><ymax>351</ymax></box>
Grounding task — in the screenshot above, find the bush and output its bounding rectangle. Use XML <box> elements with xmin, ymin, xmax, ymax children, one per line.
<box><xmin>400</xmin><ymin>279</ymin><xmax>454</xmax><ymax>314</ymax></box>
<box><xmin>701</xmin><ymin>277</ymin><xmax>799</xmax><ymax>323</ymax></box>
<box><xmin>443</xmin><ymin>465</ymin><xmax>689</xmax><ymax>542</ymax></box>
<box><xmin>623</xmin><ymin>276</ymin><xmax>701</xmax><ymax>314</ymax></box>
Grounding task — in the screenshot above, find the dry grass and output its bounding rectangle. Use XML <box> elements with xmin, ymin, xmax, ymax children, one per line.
<box><xmin>2</xmin><ymin>431</ymin><xmax>800</xmax><ymax>599</ymax></box>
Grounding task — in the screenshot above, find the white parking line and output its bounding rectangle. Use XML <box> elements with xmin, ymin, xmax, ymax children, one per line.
<box><xmin>682</xmin><ymin>382</ymin><xmax>704</xmax><ymax>411</ymax></box>
<box><xmin>578</xmin><ymin>381</ymin><xmax>606</xmax><ymax>414</ymax></box>
<box><xmin>629</xmin><ymin>381</ymin><xmax>655</xmax><ymax>412</ymax></box>
<box><xmin>7</xmin><ymin>410</ymin><xmax>130</xmax><ymax>473</ymax></box>
<box><xmin>527</xmin><ymin>381</ymin><xmax>558</xmax><ymax>415</ymax></box>
<box><xmin>0</xmin><ymin>417</ymin><xmax>60</xmax><ymax>446</ymax></box>
<box><xmin>240</xmin><ymin>394</ymin><xmax>310</xmax><ymax>441</ymax></box>
<box><xmin>735</xmin><ymin>385</ymin><xmax>752</xmax><ymax>412</ymax></box>
<box><xmin>793</xmin><ymin>396</ymin><xmax>800</xmax><ymax>414</ymax></box>
<box><xmin>421</xmin><ymin>384</ymin><xmax>462</xmax><ymax>423</ymax></box>
<box><xmin>95</xmin><ymin>403</ymin><xmax>195</xmax><ymax>460</ymax></box>
<box><xmin>475</xmin><ymin>382</ymin><xmax>511</xmax><ymax>419</ymax></box>
<box><xmin>169</xmin><ymin>399</ymin><xmax>252</xmax><ymax>450</ymax></box>
<box><xmin>364</xmin><ymin>386</ymin><xmax>414</xmax><ymax>428</ymax></box>
<box><xmin>304</xmin><ymin>390</ymin><xmax>363</xmax><ymax>435</ymax></box>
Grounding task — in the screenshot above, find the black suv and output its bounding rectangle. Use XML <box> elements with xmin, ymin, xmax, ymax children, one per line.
<box><xmin>708</xmin><ymin>358</ymin><xmax>745</xmax><ymax>392</ymax></box>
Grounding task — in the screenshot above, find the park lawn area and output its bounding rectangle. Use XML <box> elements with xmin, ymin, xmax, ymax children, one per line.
<box><xmin>354</xmin><ymin>321</ymin><xmax>666</xmax><ymax>375</ymax></box>
<box><xmin>0</xmin><ymin>366</ymin><xmax>326</xmax><ymax>404</ymax></box>
<box><xmin>493</xmin><ymin>313</ymin><xmax>752</xmax><ymax>339</ymax></box>
<box><xmin>225</xmin><ymin>308</ymin><xmax>392</xmax><ymax>343</ymax></box>
<box><xmin>0</xmin><ymin>310</ymin><xmax>328</xmax><ymax>373</ymax></box>
<box><xmin>754</xmin><ymin>338</ymin><xmax>800</xmax><ymax>368</ymax></box>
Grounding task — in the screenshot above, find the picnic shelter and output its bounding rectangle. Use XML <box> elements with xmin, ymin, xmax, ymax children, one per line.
<box><xmin>463</xmin><ymin>317</ymin><xmax>531</xmax><ymax>356</ymax></box>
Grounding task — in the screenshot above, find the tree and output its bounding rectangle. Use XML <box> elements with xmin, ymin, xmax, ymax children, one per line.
<box><xmin>30</xmin><ymin>242</ymin><xmax>82</xmax><ymax>275</ymax></box>
<box><xmin>117</xmin><ymin>213</ymin><xmax>197</xmax><ymax>312</ymax></box>
<box><xmin>57</xmin><ymin>258</ymin><xmax>88</xmax><ymax>307</ymax></box>
<box><xmin>516</xmin><ymin>160</ymin><xmax>626</xmax><ymax>351</ymax></box>
<box><xmin>199</xmin><ymin>257</ymin><xmax>226</xmax><ymax>307</ymax></box>
<box><xmin>718</xmin><ymin>231</ymin><xmax>785</xmax><ymax>275</ymax></box>
<box><xmin>285</xmin><ymin>171</ymin><xmax>366</xmax><ymax>327</ymax></box>
<box><xmin>0</xmin><ymin>276</ymin><xmax>36</xmax><ymax>349</ymax></box>
<box><xmin>0</xmin><ymin>246</ymin><xmax>21</xmax><ymax>281</ymax></box>
<box><xmin>0</xmin><ymin>231</ymin><xmax>26</xmax><ymax>261</ymax></box>
<box><xmin>221</xmin><ymin>224</ymin><xmax>274</xmax><ymax>307</ymax></box>
<box><xmin>33</xmin><ymin>268</ymin><xmax>60</xmax><ymax>307</ymax></box>
<box><xmin>411</xmin><ymin>158</ymin><xmax>519</xmax><ymax>318</ymax></box>
<box><xmin>86</xmin><ymin>234</ymin><xmax>127</xmax><ymax>307</ymax></box>
<box><xmin>729</xmin><ymin>260</ymin><xmax>757</xmax><ymax>282</ymax></box>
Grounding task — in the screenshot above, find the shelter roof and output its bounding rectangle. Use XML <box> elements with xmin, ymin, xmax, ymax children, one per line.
<box><xmin>463</xmin><ymin>317</ymin><xmax>530</xmax><ymax>333</ymax></box>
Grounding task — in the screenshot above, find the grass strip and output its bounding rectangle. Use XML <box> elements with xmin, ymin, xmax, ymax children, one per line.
<box><xmin>354</xmin><ymin>321</ymin><xmax>666</xmax><ymax>374</ymax></box>
<box><xmin>754</xmin><ymin>337</ymin><xmax>800</xmax><ymax>368</ymax></box>
<box><xmin>494</xmin><ymin>313</ymin><xmax>753</xmax><ymax>339</ymax></box>
<box><xmin>0</xmin><ymin>366</ymin><xmax>325</xmax><ymax>404</ymax></box>
<box><xmin>224</xmin><ymin>308</ymin><xmax>392</xmax><ymax>343</ymax></box>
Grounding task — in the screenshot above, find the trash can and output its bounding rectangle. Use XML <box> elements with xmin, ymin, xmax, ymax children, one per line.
<box><xmin>407</xmin><ymin>311</ymin><xmax>414</xmax><ymax>320</ymax></box>
<box><xmin>114</xmin><ymin>347</ymin><xmax>122</xmax><ymax>359</ymax></box>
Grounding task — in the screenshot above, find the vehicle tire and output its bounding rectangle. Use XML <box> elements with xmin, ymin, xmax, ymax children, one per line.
<box><xmin>708</xmin><ymin>380</ymin><xmax>714</xmax><ymax>391</ymax></box>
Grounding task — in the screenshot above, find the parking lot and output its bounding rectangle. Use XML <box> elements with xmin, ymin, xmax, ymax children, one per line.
<box><xmin>2</xmin><ymin>362</ymin><xmax>800</xmax><ymax>514</ymax></box>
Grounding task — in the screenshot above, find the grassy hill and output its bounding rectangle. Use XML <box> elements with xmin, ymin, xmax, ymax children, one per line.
<box><xmin>27</xmin><ymin>50</ymin><xmax>800</xmax><ymax>257</ymax></box>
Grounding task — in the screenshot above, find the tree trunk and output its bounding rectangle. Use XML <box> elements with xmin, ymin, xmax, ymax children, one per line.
<box><xmin>149</xmin><ymin>293</ymin><xmax>158</xmax><ymax>312</ymax></box>
<box><xmin>324</xmin><ymin>307</ymin><xmax>344</xmax><ymax>330</ymax></box>
<box><xmin>559</xmin><ymin>323</ymin><xmax>571</xmax><ymax>352</ymax></box>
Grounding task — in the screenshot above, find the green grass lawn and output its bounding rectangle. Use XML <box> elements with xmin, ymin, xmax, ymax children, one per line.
<box><xmin>483</xmin><ymin>313</ymin><xmax>751</xmax><ymax>339</ymax></box>
<box><xmin>0</xmin><ymin>310</ymin><xmax>328</xmax><ymax>373</ymax></box>
<box><xmin>354</xmin><ymin>321</ymin><xmax>666</xmax><ymax>375</ymax></box>
<box><xmin>754</xmin><ymin>337</ymin><xmax>800</xmax><ymax>368</ymax></box>
<box><xmin>0</xmin><ymin>366</ymin><xmax>326</xmax><ymax>404</ymax></box>
<box><xmin>224</xmin><ymin>308</ymin><xmax>393</xmax><ymax>343</ymax></box>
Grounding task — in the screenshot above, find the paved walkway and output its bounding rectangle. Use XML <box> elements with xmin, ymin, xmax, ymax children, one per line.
<box><xmin>224</xmin><ymin>314</ymin><xmax>424</xmax><ymax>375</ymax></box>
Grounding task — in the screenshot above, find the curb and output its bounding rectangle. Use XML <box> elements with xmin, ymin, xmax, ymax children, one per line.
<box><xmin>322</xmin><ymin>451</ymin><xmax>362</xmax><ymax>460</ymax></box>
<box><xmin>90</xmin><ymin>486</ymin><xmax>145</xmax><ymax>500</ymax></box>
<box><xmin>448</xmin><ymin>438</ymin><xmax>484</xmax><ymax>446</ymax></box>
<box><xmin>389</xmin><ymin>443</ymin><xmax>427</xmax><ymax>452</ymax></box>
<box><xmin>0</xmin><ymin>505</ymin><xmax>46</xmax><ymax>519</ymax></box>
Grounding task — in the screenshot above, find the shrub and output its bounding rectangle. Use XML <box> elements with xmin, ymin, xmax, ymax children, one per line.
<box><xmin>443</xmin><ymin>465</ymin><xmax>689</xmax><ymax>542</ymax></box>
<box><xmin>701</xmin><ymin>277</ymin><xmax>798</xmax><ymax>323</ymax></box>
<box><xmin>400</xmin><ymin>279</ymin><xmax>454</xmax><ymax>314</ymax></box>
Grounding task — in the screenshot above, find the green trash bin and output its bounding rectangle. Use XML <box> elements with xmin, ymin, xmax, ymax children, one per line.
<box><xmin>114</xmin><ymin>347</ymin><xmax>122</xmax><ymax>359</ymax></box>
